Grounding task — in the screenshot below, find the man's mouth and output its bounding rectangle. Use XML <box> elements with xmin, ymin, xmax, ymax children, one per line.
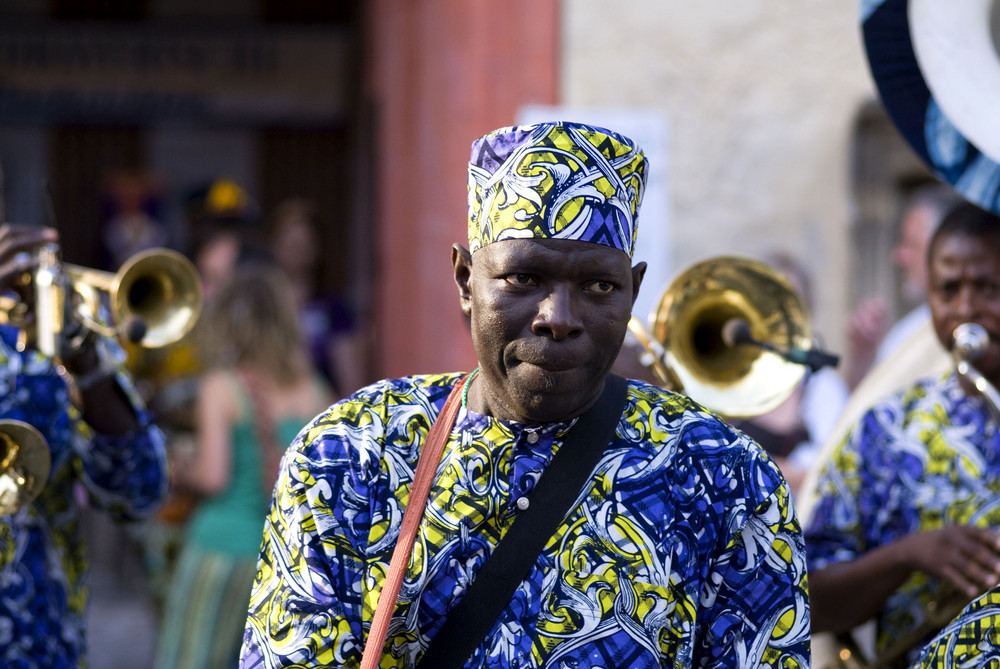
<box><xmin>516</xmin><ymin>354</ymin><xmax>579</xmax><ymax>373</ymax></box>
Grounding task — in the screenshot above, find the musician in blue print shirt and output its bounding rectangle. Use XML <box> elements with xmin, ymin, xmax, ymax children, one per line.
<box><xmin>0</xmin><ymin>223</ymin><xmax>168</xmax><ymax>669</ymax></box>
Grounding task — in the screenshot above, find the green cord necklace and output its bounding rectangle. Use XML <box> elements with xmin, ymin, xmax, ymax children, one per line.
<box><xmin>461</xmin><ymin>367</ymin><xmax>480</xmax><ymax>407</ymax></box>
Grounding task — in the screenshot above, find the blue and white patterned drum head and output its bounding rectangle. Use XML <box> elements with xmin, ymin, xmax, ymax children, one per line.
<box><xmin>863</xmin><ymin>0</ymin><xmax>1000</xmax><ymax>215</ymax></box>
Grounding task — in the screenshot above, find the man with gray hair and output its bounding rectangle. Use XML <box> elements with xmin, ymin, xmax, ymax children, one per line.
<box><xmin>846</xmin><ymin>183</ymin><xmax>964</xmax><ymax>388</ymax></box>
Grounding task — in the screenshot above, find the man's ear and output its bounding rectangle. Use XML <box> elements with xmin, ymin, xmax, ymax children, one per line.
<box><xmin>452</xmin><ymin>244</ymin><xmax>473</xmax><ymax>316</ymax></box>
<box><xmin>630</xmin><ymin>261</ymin><xmax>647</xmax><ymax>308</ymax></box>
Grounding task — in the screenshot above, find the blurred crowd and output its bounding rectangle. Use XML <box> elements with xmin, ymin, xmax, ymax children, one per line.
<box><xmin>82</xmin><ymin>178</ymin><xmax>369</xmax><ymax>669</ymax></box>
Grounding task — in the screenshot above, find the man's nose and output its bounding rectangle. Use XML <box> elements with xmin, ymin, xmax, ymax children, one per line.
<box><xmin>954</xmin><ymin>286</ymin><xmax>978</xmax><ymax>319</ymax></box>
<box><xmin>532</xmin><ymin>286</ymin><xmax>583</xmax><ymax>340</ymax></box>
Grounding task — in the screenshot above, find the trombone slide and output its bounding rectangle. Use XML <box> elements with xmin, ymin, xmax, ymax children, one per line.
<box><xmin>627</xmin><ymin>316</ymin><xmax>683</xmax><ymax>391</ymax></box>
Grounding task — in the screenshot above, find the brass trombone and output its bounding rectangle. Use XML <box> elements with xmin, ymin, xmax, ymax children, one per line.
<box><xmin>628</xmin><ymin>256</ymin><xmax>837</xmax><ymax>418</ymax></box>
<box><xmin>0</xmin><ymin>244</ymin><xmax>202</xmax><ymax>516</ymax></box>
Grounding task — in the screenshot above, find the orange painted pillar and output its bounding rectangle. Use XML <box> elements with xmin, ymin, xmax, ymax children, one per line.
<box><xmin>364</xmin><ymin>0</ymin><xmax>559</xmax><ymax>381</ymax></box>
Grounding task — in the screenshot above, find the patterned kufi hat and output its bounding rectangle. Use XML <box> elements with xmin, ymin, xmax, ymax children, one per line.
<box><xmin>467</xmin><ymin>121</ymin><xmax>648</xmax><ymax>256</ymax></box>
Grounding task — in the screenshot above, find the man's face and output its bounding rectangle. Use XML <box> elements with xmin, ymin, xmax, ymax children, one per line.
<box><xmin>454</xmin><ymin>238</ymin><xmax>645</xmax><ymax>423</ymax></box>
<box><xmin>928</xmin><ymin>232</ymin><xmax>1000</xmax><ymax>383</ymax></box>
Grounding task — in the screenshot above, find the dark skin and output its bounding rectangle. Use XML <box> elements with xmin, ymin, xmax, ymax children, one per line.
<box><xmin>810</xmin><ymin>231</ymin><xmax>1000</xmax><ymax>634</ymax></box>
<box><xmin>0</xmin><ymin>223</ymin><xmax>138</xmax><ymax>435</ymax></box>
<box><xmin>452</xmin><ymin>238</ymin><xmax>646</xmax><ymax>424</ymax></box>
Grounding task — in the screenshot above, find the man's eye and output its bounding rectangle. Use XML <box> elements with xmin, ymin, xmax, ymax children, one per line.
<box><xmin>504</xmin><ymin>274</ymin><xmax>535</xmax><ymax>286</ymax></box>
<box><xmin>586</xmin><ymin>280</ymin><xmax>616</xmax><ymax>294</ymax></box>
<box><xmin>935</xmin><ymin>284</ymin><xmax>958</xmax><ymax>300</ymax></box>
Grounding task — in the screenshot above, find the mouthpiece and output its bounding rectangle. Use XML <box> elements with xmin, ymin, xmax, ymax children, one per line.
<box><xmin>122</xmin><ymin>316</ymin><xmax>148</xmax><ymax>344</ymax></box>
<box><xmin>721</xmin><ymin>318</ymin><xmax>753</xmax><ymax>348</ymax></box>
<box><xmin>953</xmin><ymin>323</ymin><xmax>988</xmax><ymax>360</ymax></box>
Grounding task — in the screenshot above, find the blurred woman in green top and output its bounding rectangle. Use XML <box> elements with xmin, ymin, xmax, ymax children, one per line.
<box><xmin>155</xmin><ymin>262</ymin><xmax>333</xmax><ymax>669</ymax></box>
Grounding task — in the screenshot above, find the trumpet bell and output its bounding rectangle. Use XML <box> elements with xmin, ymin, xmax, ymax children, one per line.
<box><xmin>651</xmin><ymin>256</ymin><xmax>812</xmax><ymax>418</ymax></box>
<box><xmin>1</xmin><ymin>245</ymin><xmax>203</xmax><ymax>356</ymax></box>
<box><xmin>0</xmin><ymin>419</ymin><xmax>50</xmax><ymax>516</ymax></box>
<box><xmin>108</xmin><ymin>248</ymin><xmax>203</xmax><ymax>349</ymax></box>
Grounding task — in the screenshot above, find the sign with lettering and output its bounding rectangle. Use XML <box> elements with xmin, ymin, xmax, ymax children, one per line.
<box><xmin>0</xmin><ymin>21</ymin><xmax>350</xmax><ymax>123</ymax></box>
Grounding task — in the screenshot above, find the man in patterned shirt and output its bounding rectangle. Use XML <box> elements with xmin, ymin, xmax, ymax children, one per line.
<box><xmin>240</xmin><ymin>121</ymin><xmax>811</xmax><ymax>668</ymax></box>
<box><xmin>0</xmin><ymin>223</ymin><xmax>168</xmax><ymax>668</ymax></box>
<box><xmin>805</xmin><ymin>201</ymin><xmax>1000</xmax><ymax>667</ymax></box>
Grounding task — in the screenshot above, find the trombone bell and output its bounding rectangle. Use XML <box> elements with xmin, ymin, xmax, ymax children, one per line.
<box><xmin>636</xmin><ymin>256</ymin><xmax>813</xmax><ymax>418</ymax></box>
<box><xmin>0</xmin><ymin>420</ymin><xmax>50</xmax><ymax>516</ymax></box>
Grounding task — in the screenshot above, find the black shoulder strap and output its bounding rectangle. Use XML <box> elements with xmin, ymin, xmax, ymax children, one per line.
<box><xmin>416</xmin><ymin>374</ymin><xmax>629</xmax><ymax>669</ymax></box>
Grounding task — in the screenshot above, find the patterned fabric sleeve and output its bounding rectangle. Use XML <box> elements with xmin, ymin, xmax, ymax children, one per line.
<box><xmin>240</xmin><ymin>438</ymin><xmax>362</xmax><ymax>667</ymax></box>
<box><xmin>241</xmin><ymin>380</ymin><xmax>398</xmax><ymax>668</ymax></box>
<box><xmin>804</xmin><ymin>406</ymin><xmax>886</xmax><ymax>569</ymax></box>
<box><xmin>684</xmin><ymin>416</ymin><xmax>811</xmax><ymax>668</ymax></box>
<box><xmin>698</xmin><ymin>480</ymin><xmax>811</xmax><ymax>666</ymax></box>
<box><xmin>806</xmin><ymin>387</ymin><xmax>942</xmax><ymax>564</ymax></box>
<box><xmin>71</xmin><ymin>336</ymin><xmax>168</xmax><ymax>521</ymax></box>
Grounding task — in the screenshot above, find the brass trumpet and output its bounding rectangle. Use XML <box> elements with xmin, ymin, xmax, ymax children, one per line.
<box><xmin>1</xmin><ymin>244</ymin><xmax>203</xmax><ymax>357</ymax></box>
<box><xmin>628</xmin><ymin>256</ymin><xmax>837</xmax><ymax>418</ymax></box>
<box><xmin>0</xmin><ymin>244</ymin><xmax>202</xmax><ymax>516</ymax></box>
<box><xmin>952</xmin><ymin>322</ymin><xmax>1000</xmax><ymax>420</ymax></box>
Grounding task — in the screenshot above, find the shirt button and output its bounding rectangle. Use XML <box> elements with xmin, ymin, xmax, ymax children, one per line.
<box><xmin>526</xmin><ymin>431</ymin><xmax>539</xmax><ymax>444</ymax></box>
<box><xmin>516</xmin><ymin>496</ymin><xmax>530</xmax><ymax>511</ymax></box>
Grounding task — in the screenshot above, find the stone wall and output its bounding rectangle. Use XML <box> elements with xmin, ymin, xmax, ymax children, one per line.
<box><xmin>562</xmin><ymin>1</ymin><xmax>880</xmax><ymax>357</ymax></box>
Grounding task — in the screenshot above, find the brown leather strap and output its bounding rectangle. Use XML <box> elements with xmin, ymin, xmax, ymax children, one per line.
<box><xmin>415</xmin><ymin>374</ymin><xmax>627</xmax><ymax>669</ymax></box>
<box><xmin>360</xmin><ymin>373</ymin><xmax>469</xmax><ymax>669</ymax></box>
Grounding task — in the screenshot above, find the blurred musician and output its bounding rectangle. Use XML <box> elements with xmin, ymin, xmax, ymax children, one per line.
<box><xmin>805</xmin><ymin>202</ymin><xmax>1000</xmax><ymax>667</ymax></box>
<box><xmin>0</xmin><ymin>223</ymin><xmax>168</xmax><ymax>668</ymax></box>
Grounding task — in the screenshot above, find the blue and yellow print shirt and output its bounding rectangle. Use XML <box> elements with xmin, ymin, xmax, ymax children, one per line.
<box><xmin>241</xmin><ymin>374</ymin><xmax>810</xmax><ymax>668</ymax></box>
<box><xmin>805</xmin><ymin>370</ymin><xmax>1000</xmax><ymax>666</ymax></box>
<box><xmin>0</xmin><ymin>325</ymin><xmax>168</xmax><ymax>669</ymax></box>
